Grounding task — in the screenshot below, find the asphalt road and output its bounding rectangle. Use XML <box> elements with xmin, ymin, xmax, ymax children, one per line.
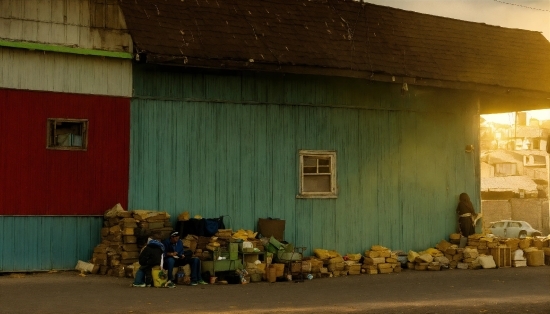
<box><xmin>1</xmin><ymin>266</ymin><xmax>549</xmax><ymax>314</ymax></box>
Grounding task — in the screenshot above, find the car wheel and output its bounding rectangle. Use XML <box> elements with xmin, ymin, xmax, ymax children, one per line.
<box><xmin>518</xmin><ymin>231</ymin><xmax>527</xmax><ymax>239</ymax></box>
<box><xmin>532</xmin><ymin>232</ymin><xmax>541</xmax><ymax>237</ymax></box>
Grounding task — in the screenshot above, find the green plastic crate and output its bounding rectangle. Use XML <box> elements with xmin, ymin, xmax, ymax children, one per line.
<box><xmin>229</xmin><ymin>251</ymin><xmax>239</xmax><ymax>260</ymax></box>
<box><xmin>229</xmin><ymin>243</ymin><xmax>239</xmax><ymax>252</ymax></box>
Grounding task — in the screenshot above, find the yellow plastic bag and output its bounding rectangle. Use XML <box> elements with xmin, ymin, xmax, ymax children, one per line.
<box><xmin>152</xmin><ymin>267</ymin><xmax>168</xmax><ymax>288</ymax></box>
<box><xmin>407</xmin><ymin>250</ymin><xmax>419</xmax><ymax>263</ymax></box>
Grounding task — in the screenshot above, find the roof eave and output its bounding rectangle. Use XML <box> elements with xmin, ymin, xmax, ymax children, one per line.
<box><xmin>140</xmin><ymin>53</ymin><xmax>550</xmax><ymax>114</ymax></box>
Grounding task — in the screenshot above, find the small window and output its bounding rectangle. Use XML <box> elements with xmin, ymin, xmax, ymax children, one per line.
<box><xmin>47</xmin><ymin>118</ymin><xmax>88</xmax><ymax>151</ymax></box>
<box><xmin>297</xmin><ymin>150</ymin><xmax>337</xmax><ymax>198</ymax></box>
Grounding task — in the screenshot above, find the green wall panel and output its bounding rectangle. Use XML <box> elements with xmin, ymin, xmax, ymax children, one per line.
<box><xmin>0</xmin><ymin>216</ymin><xmax>102</xmax><ymax>272</ymax></box>
<box><xmin>130</xmin><ymin>66</ymin><xmax>480</xmax><ymax>255</ymax></box>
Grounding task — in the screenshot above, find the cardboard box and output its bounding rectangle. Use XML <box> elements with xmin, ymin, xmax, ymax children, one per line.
<box><xmin>242</xmin><ymin>253</ymin><xmax>261</xmax><ymax>264</ymax></box>
<box><xmin>258</xmin><ymin>219</ymin><xmax>285</xmax><ymax>241</ymax></box>
<box><xmin>526</xmin><ymin>250</ymin><xmax>544</xmax><ymax>266</ymax></box>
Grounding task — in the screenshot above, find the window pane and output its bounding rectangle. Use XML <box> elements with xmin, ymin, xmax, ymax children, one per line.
<box><xmin>318</xmin><ymin>158</ymin><xmax>330</xmax><ymax>166</ymax></box>
<box><xmin>318</xmin><ymin>166</ymin><xmax>331</xmax><ymax>174</ymax></box>
<box><xmin>303</xmin><ymin>157</ymin><xmax>317</xmax><ymax>167</ymax></box>
<box><xmin>303</xmin><ymin>175</ymin><xmax>331</xmax><ymax>192</ymax></box>
<box><xmin>303</xmin><ymin>167</ymin><xmax>317</xmax><ymax>174</ymax></box>
<box><xmin>47</xmin><ymin>119</ymin><xmax>88</xmax><ymax>150</ymax></box>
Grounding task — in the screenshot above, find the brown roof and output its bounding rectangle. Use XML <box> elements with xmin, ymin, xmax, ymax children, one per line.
<box><xmin>119</xmin><ymin>0</ymin><xmax>550</xmax><ymax>95</ymax></box>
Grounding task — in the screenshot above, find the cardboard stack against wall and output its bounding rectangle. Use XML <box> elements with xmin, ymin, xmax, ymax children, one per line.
<box><xmin>90</xmin><ymin>204</ymin><xmax>173</xmax><ymax>277</ymax></box>
<box><xmin>362</xmin><ymin>245</ymin><xmax>402</xmax><ymax>274</ymax></box>
<box><xmin>133</xmin><ymin>210</ymin><xmax>173</xmax><ymax>242</ymax></box>
<box><xmin>213</xmin><ymin>229</ymin><xmax>232</xmax><ymax>253</ymax></box>
<box><xmin>466</xmin><ymin>234</ymin><xmax>495</xmax><ymax>255</ymax></box>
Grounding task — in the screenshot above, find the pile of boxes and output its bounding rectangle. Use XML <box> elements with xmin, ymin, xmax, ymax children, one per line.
<box><xmin>362</xmin><ymin>246</ymin><xmax>402</xmax><ymax>274</ymax></box>
<box><xmin>85</xmin><ymin>207</ymin><xmax>550</xmax><ymax>282</ymax></box>
<box><xmin>89</xmin><ymin>204</ymin><xmax>173</xmax><ymax>277</ymax></box>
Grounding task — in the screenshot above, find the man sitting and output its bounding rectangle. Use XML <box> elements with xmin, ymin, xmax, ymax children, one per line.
<box><xmin>162</xmin><ymin>231</ymin><xmax>207</xmax><ymax>286</ymax></box>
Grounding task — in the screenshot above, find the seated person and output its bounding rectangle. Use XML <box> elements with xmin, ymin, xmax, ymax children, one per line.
<box><xmin>133</xmin><ymin>231</ymin><xmax>174</xmax><ymax>288</ymax></box>
<box><xmin>163</xmin><ymin>231</ymin><xmax>207</xmax><ymax>286</ymax></box>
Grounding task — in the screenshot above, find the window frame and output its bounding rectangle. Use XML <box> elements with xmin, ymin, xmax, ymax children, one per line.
<box><xmin>297</xmin><ymin>150</ymin><xmax>337</xmax><ymax>199</ymax></box>
<box><xmin>46</xmin><ymin>118</ymin><xmax>89</xmax><ymax>151</ymax></box>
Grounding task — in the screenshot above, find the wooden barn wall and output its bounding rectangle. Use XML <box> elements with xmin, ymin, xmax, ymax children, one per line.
<box><xmin>0</xmin><ymin>216</ymin><xmax>102</xmax><ymax>272</ymax></box>
<box><xmin>129</xmin><ymin>67</ymin><xmax>480</xmax><ymax>254</ymax></box>
<box><xmin>0</xmin><ymin>88</ymin><xmax>130</xmax><ymax>215</ymax></box>
<box><xmin>0</xmin><ymin>0</ymin><xmax>131</xmax><ymax>53</ymax></box>
<box><xmin>0</xmin><ymin>47</ymin><xmax>132</xmax><ymax>97</ymax></box>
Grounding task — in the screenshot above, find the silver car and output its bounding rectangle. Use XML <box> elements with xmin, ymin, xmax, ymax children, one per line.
<box><xmin>488</xmin><ymin>220</ymin><xmax>542</xmax><ymax>238</ymax></box>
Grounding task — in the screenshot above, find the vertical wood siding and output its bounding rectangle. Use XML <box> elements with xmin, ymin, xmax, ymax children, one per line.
<box><xmin>0</xmin><ymin>88</ymin><xmax>130</xmax><ymax>215</ymax></box>
<box><xmin>0</xmin><ymin>216</ymin><xmax>102</xmax><ymax>272</ymax></box>
<box><xmin>0</xmin><ymin>47</ymin><xmax>132</xmax><ymax>97</ymax></box>
<box><xmin>130</xmin><ymin>67</ymin><xmax>480</xmax><ymax>254</ymax></box>
<box><xmin>0</xmin><ymin>0</ymin><xmax>131</xmax><ymax>53</ymax></box>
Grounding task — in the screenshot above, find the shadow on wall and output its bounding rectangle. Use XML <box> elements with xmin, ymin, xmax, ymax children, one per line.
<box><xmin>481</xmin><ymin>199</ymin><xmax>549</xmax><ymax>236</ymax></box>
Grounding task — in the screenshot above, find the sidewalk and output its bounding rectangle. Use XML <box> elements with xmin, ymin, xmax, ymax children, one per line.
<box><xmin>1</xmin><ymin>266</ymin><xmax>549</xmax><ymax>314</ymax></box>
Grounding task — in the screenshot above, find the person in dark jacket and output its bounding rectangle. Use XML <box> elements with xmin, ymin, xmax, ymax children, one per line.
<box><xmin>163</xmin><ymin>231</ymin><xmax>207</xmax><ymax>286</ymax></box>
<box><xmin>133</xmin><ymin>231</ymin><xmax>169</xmax><ymax>287</ymax></box>
<box><xmin>456</xmin><ymin>192</ymin><xmax>476</xmax><ymax>237</ymax></box>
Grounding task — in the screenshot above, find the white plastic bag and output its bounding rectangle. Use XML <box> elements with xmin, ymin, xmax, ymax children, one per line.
<box><xmin>477</xmin><ymin>255</ymin><xmax>496</xmax><ymax>269</ymax></box>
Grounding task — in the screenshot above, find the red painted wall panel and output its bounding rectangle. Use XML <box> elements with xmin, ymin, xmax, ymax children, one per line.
<box><xmin>0</xmin><ymin>88</ymin><xmax>129</xmax><ymax>215</ymax></box>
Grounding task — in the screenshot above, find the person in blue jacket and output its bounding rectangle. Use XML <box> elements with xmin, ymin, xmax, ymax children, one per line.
<box><xmin>163</xmin><ymin>231</ymin><xmax>207</xmax><ymax>286</ymax></box>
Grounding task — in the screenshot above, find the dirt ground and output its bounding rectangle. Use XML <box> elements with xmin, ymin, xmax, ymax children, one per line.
<box><xmin>1</xmin><ymin>266</ymin><xmax>549</xmax><ymax>314</ymax></box>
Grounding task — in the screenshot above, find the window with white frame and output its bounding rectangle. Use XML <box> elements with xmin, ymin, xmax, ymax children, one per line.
<box><xmin>47</xmin><ymin>118</ymin><xmax>88</xmax><ymax>151</ymax></box>
<box><xmin>297</xmin><ymin>150</ymin><xmax>337</xmax><ymax>198</ymax></box>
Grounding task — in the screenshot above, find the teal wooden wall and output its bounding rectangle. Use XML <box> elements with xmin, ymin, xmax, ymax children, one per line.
<box><xmin>0</xmin><ymin>216</ymin><xmax>102</xmax><ymax>272</ymax></box>
<box><xmin>129</xmin><ymin>66</ymin><xmax>480</xmax><ymax>255</ymax></box>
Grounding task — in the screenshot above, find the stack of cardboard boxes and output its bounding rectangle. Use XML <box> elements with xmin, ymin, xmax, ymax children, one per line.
<box><xmin>90</xmin><ymin>204</ymin><xmax>172</xmax><ymax>277</ymax></box>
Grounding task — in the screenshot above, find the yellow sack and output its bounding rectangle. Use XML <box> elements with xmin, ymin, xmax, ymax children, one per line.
<box><xmin>328</xmin><ymin>250</ymin><xmax>341</xmax><ymax>258</ymax></box>
<box><xmin>415</xmin><ymin>253</ymin><xmax>434</xmax><ymax>263</ymax></box>
<box><xmin>371</xmin><ymin>245</ymin><xmax>389</xmax><ymax>251</ymax></box>
<box><xmin>347</xmin><ymin>253</ymin><xmax>362</xmax><ymax>261</ymax></box>
<box><xmin>407</xmin><ymin>250</ymin><xmax>419</xmax><ymax>263</ymax></box>
<box><xmin>178</xmin><ymin>211</ymin><xmax>190</xmax><ymax>221</ymax></box>
<box><xmin>314</xmin><ymin>249</ymin><xmax>330</xmax><ymax>259</ymax></box>
<box><xmin>518</xmin><ymin>238</ymin><xmax>532</xmax><ymax>250</ymax></box>
<box><xmin>421</xmin><ymin>248</ymin><xmax>444</xmax><ymax>257</ymax></box>
<box><xmin>435</xmin><ymin>240</ymin><xmax>452</xmax><ymax>252</ymax></box>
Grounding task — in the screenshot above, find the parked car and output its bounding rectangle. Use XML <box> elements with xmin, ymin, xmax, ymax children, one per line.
<box><xmin>488</xmin><ymin>220</ymin><xmax>542</xmax><ymax>238</ymax></box>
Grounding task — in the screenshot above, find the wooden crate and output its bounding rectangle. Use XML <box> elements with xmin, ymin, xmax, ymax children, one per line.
<box><xmin>490</xmin><ymin>247</ymin><xmax>511</xmax><ymax>268</ymax></box>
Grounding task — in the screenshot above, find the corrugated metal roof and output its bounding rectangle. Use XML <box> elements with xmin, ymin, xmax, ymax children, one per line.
<box><xmin>119</xmin><ymin>0</ymin><xmax>550</xmax><ymax>94</ymax></box>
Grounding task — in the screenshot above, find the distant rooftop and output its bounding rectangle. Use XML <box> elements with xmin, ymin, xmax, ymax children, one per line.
<box><xmin>481</xmin><ymin>176</ymin><xmax>538</xmax><ymax>194</ymax></box>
